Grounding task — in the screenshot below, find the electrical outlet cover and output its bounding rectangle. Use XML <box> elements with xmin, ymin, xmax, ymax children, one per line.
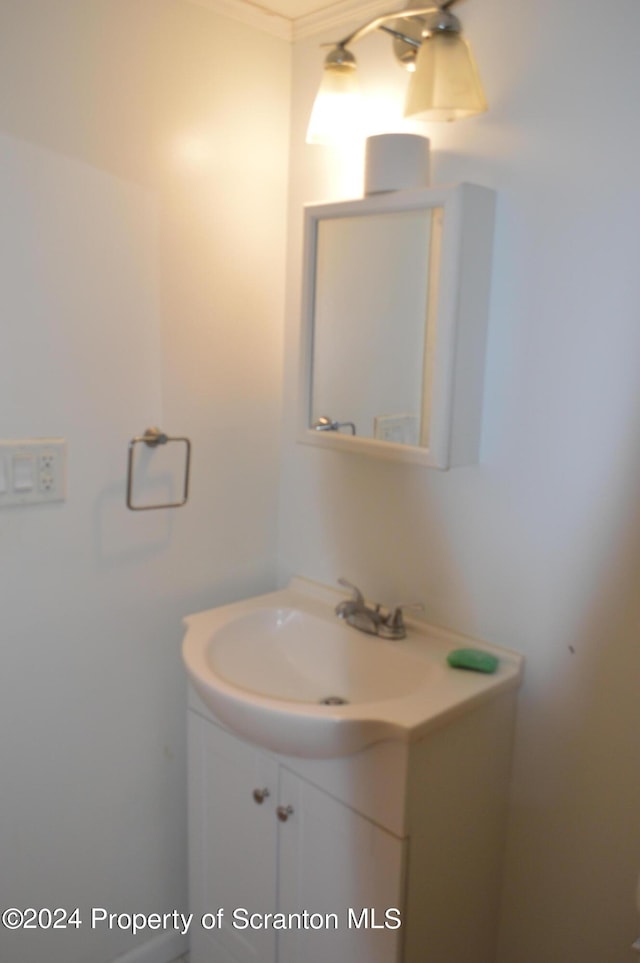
<box><xmin>0</xmin><ymin>439</ymin><xmax>66</xmax><ymax>507</ymax></box>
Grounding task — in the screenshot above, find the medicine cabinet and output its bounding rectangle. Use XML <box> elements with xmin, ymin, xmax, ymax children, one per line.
<box><xmin>298</xmin><ymin>183</ymin><xmax>496</xmax><ymax>468</ymax></box>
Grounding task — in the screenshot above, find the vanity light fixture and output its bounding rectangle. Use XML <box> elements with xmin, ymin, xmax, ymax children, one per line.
<box><xmin>306</xmin><ymin>0</ymin><xmax>487</xmax><ymax>145</ymax></box>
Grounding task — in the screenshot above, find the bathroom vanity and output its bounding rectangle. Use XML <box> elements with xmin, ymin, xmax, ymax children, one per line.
<box><xmin>183</xmin><ymin>578</ymin><xmax>523</xmax><ymax>963</ymax></box>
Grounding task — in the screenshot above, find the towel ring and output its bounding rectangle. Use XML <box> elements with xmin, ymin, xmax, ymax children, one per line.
<box><xmin>126</xmin><ymin>427</ymin><xmax>191</xmax><ymax>511</ymax></box>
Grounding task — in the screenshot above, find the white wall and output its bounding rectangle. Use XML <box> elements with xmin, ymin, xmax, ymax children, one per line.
<box><xmin>281</xmin><ymin>1</ymin><xmax>640</xmax><ymax>960</ymax></box>
<box><xmin>0</xmin><ymin>2</ymin><xmax>289</xmax><ymax>962</ymax></box>
<box><xmin>3</xmin><ymin>1</ymin><xmax>639</xmax><ymax>960</ymax></box>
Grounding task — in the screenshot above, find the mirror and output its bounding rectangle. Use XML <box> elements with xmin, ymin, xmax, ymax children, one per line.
<box><xmin>312</xmin><ymin>208</ymin><xmax>440</xmax><ymax>448</ymax></box>
<box><xmin>299</xmin><ymin>185</ymin><xmax>496</xmax><ymax>468</ymax></box>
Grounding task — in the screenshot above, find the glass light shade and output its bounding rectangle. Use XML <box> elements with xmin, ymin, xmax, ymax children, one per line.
<box><xmin>306</xmin><ymin>64</ymin><xmax>362</xmax><ymax>145</ymax></box>
<box><xmin>404</xmin><ymin>32</ymin><xmax>487</xmax><ymax>121</ymax></box>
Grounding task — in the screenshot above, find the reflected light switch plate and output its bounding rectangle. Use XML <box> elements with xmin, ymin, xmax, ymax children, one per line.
<box><xmin>374</xmin><ymin>414</ymin><xmax>419</xmax><ymax>446</ymax></box>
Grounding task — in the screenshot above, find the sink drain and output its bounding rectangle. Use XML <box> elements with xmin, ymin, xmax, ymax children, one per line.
<box><xmin>319</xmin><ymin>695</ymin><xmax>349</xmax><ymax>706</ymax></box>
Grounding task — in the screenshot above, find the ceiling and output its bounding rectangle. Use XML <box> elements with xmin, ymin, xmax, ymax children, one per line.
<box><xmin>255</xmin><ymin>0</ymin><xmax>344</xmax><ymax>16</ymax></box>
<box><xmin>190</xmin><ymin>0</ymin><xmax>390</xmax><ymax>40</ymax></box>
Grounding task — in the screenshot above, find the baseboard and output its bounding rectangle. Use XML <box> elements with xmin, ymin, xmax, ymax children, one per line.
<box><xmin>111</xmin><ymin>930</ymin><xmax>188</xmax><ymax>963</ymax></box>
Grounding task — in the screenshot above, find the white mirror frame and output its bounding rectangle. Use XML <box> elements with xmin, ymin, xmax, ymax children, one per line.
<box><xmin>298</xmin><ymin>183</ymin><xmax>495</xmax><ymax>469</ymax></box>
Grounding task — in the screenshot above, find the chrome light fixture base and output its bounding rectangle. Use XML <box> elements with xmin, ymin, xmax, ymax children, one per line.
<box><xmin>391</xmin><ymin>7</ymin><xmax>462</xmax><ymax>71</ymax></box>
<box><xmin>306</xmin><ymin>0</ymin><xmax>487</xmax><ymax>144</ymax></box>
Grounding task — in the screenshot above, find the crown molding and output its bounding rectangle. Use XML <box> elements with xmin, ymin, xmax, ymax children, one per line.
<box><xmin>184</xmin><ymin>0</ymin><xmax>408</xmax><ymax>43</ymax></box>
<box><xmin>186</xmin><ymin>0</ymin><xmax>293</xmax><ymax>41</ymax></box>
<box><xmin>293</xmin><ymin>1</ymin><xmax>406</xmax><ymax>42</ymax></box>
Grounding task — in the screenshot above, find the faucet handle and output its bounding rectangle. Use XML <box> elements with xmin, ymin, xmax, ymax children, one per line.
<box><xmin>336</xmin><ymin>578</ymin><xmax>365</xmax><ymax>605</ymax></box>
<box><xmin>380</xmin><ymin>602</ymin><xmax>424</xmax><ymax>639</ymax></box>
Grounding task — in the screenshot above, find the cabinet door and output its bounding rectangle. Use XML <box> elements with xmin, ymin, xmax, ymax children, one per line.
<box><xmin>276</xmin><ymin>769</ymin><xmax>405</xmax><ymax>963</ymax></box>
<box><xmin>189</xmin><ymin>712</ymin><xmax>279</xmax><ymax>963</ymax></box>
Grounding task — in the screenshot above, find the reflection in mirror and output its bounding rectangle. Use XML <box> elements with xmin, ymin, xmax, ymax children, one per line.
<box><xmin>310</xmin><ymin>209</ymin><xmax>440</xmax><ymax>448</ymax></box>
<box><xmin>311</xmin><ymin>414</ymin><xmax>357</xmax><ymax>435</ymax></box>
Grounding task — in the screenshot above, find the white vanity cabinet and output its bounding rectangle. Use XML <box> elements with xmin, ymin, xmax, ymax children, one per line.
<box><xmin>188</xmin><ymin>684</ymin><xmax>519</xmax><ymax>963</ymax></box>
<box><xmin>188</xmin><ymin>708</ymin><xmax>404</xmax><ymax>963</ymax></box>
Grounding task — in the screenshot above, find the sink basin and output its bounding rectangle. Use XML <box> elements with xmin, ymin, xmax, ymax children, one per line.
<box><xmin>182</xmin><ymin>577</ymin><xmax>523</xmax><ymax>759</ymax></box>
<box><xmin>209</xmin><ymin>607</ymin><xmax>431</xmax><ymax>704</ymax></box>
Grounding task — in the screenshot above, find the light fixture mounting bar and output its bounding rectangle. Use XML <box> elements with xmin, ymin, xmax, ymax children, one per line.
<box><xmin>336</xmin><ymin>1</ymin><xmax>460</xmax><ymax>49</ymax></box>
<box><xmin>378</xmin><ymin>24</ymin><xmax>421</xmax><ymax>47</ymax></box>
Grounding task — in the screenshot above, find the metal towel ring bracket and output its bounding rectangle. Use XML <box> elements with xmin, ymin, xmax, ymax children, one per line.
<box><xmin>126</xmin><ymin>427</ymin><xmax>191</xmax><ymax>511</ymax></box>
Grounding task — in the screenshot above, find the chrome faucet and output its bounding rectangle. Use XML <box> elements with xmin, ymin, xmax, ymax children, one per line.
<box><xmin>335</xmin><ymin>578</ymin><xmax>423</xmax><ymax>641</ymax></box>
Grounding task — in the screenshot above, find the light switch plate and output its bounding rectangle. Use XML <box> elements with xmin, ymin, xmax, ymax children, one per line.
<box><xmin>0</xmin><ymin>439</ymin><xmax>67</xmax><ymax>507</ymax></box>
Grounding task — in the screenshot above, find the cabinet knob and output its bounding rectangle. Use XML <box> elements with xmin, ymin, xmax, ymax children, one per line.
<box><xmin>252</xmin><ymin>787</ymin><xmax>270</xmax><ymax>804</ymax></box>
<box><xmin>276</xmin><ymin>804</ymin><xmax>294</xmax><ymax>822</ymax></box>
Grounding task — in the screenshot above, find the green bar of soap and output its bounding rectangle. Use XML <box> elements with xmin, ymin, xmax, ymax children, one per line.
<box><xmin>447</xmin><ymin>648</ymin><xmax>499</xmax><ymax>673</ymax></box>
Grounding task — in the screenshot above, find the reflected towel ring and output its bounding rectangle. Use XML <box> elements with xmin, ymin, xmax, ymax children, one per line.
<box><xmin>311</xmin><ymin>415</ymin><xmax>357</xmax><ymax>436</ymax></box>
